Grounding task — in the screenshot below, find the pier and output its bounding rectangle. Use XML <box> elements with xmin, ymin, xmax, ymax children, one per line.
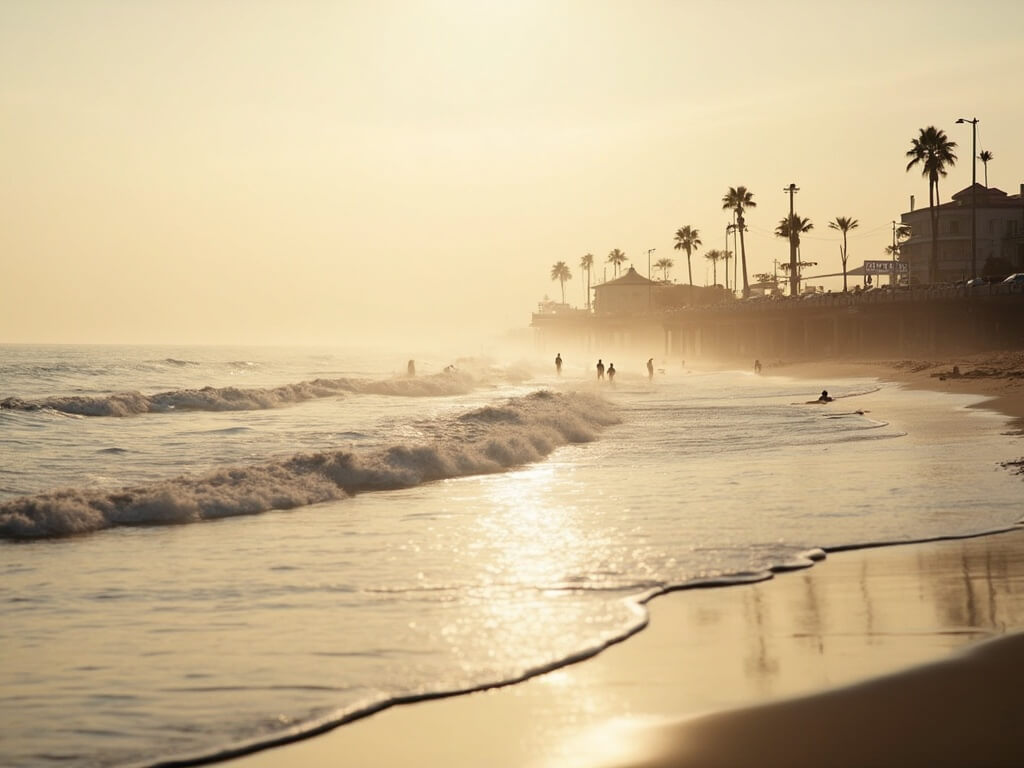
<box><xmin>532</xmin><ymin>285</ymin><xmax>1024</xmax><ymax>360</ymax></box>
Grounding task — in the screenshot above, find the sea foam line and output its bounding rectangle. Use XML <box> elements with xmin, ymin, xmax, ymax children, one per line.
<box><xmin>0</xmin><ymin>391</ymin><xmax>618</xmax><ymax>540</ymax></box>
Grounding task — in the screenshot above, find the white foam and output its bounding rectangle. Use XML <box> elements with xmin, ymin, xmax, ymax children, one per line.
<box><xmin>0</xmin><ymin>391</ymin><xmax>617</xmax><ymax>539</ymax></box>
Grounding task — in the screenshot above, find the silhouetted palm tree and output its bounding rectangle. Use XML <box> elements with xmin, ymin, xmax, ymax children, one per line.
<box><xmin>607</xmin><ymin>248</ymin><xmax>626</xmax><ymax>277</ymax></box>
<box><xmin>721</xmin><ymin>187</ymin><xmax>756</xmax><ymax>297</ymax></box>
<box><xmin>721</xmin><ymin>250</ymin><xmax>732</xmax><ymax>290</ymax></box>
<box><xmin>704</xmin><ymin>249</ymin><xmax>722</xmax><ymax>286</ymax></box>
<box><xmin>550</xmin><ymin>261</ymin><xmax>572</xmax><ymax>304</ymax></box>
<box><xmin>655</xmin><ymin>257</ymin><xmax>674</xmax><ymax>281</ymax></box>
<box><xmin>828</xmin><ymin>216</ymin><xmax>859</xmax><ymax>292</ymax></box>
<box><xmin>673</xmin><ymin>226</ymin><xmax>701</xmax><ymax>287</ymax></box>
<box><xmin>906</xmin><ymin>126</ymin><xmax>958</xmax><ymax>282</ymax></box>
<box><xmin>979</xmin><ymin>149</ymin><xmax>993</xmax><ymax>187</ymax></box>
<box><xmin>775</xmin><ymin>214</ymin><xmax>814</xmax><ymax>294</ymax></box>
<box><xmin>884</xmin><ymin>226</ymin><xmax>912</xmax><ymax>257</ymax></box>
<box><xmin>580</xmin><ymin>253</ymin><xmax>594</xmax><ymax>309</ymax></box>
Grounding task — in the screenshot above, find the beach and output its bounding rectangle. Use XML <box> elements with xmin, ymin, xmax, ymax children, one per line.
<box><xmin>225</xmin><ymin>353</ymin><xmax>1024</xmax><ymax>768</ymax></box>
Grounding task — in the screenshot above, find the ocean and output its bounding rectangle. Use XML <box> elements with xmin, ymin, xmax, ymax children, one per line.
<box><xmin>2</xmin><ymin>344</ymin><xmax>1021</xmax><ymax>768</ymax></box>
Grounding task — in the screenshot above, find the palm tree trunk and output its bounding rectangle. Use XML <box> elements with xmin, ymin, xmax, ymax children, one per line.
<box><xmin>687</xmin><ymin>248</ymin><xmax>693</xmax><ymax>286</ymax></box>
<box><xmin>586</xmin><ymin>267</ymin><xmax>591</xmax><ymax>310</ymax></box>
<box><xmin>841</xmin><ymin>239</ymin><xmax>848</xmax><ymax>292</ymax></box>
<box><xmin>929</xmin><ymin>177</ymin><xmax>938</xmax><ymax>283</ymax></box>
<box><xmin>738</xmin><ymin>215</ymin><xmax>750</xmax><ymax>298</ymax></box>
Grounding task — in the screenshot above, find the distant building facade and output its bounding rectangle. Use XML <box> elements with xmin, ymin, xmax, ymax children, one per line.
<box><xmin>900</xmin><ymin>183</ymin><xmax>1024</xmax><ymax>282</ymax></box>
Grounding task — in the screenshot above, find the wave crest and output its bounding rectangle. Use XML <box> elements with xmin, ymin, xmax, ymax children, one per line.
<box><xmin>0</xmin><ymin>391</ymin><xmax>617</xmax><ymax>540</ymax></box>
<box><xmin>0</xmin><ymin>370</ymin><xmax>479</xmax><ymax>417</ymax></box>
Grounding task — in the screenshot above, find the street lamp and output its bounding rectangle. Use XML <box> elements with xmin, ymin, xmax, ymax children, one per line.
<box><xmin>725</xmin><ymin>223</ymin><xmax>736</xmax><ymax>294</ymax></box>
<box><xmin>955</xmin><ymin>117</ymin><xmax>979</xmax><ymax>279</ymax></box>
<box><xmin>646</xmin><ymin>247</ymin><xmax>656</xmax><ymax>310</ymax></box>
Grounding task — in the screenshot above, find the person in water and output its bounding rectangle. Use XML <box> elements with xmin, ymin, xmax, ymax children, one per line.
<box><xmin>555</xmin><ymin>353</ymin><xmax>562</xmax><ymax>375</ymax></box>
<box><xmin>818</xmin><ymin>390</ymin><xmax>833</xmax><ymax>402</ymax></box>
<box><xmin>607</xmin><ymin>363</ymin><xmax>616</xmax><ymax>382</ymax></box>
<box><xmin>754</xmin><ymin>359</ymin><xmax>762</xmax><ymax>374</ymax></box>
<box><xmin>596</xmin><ymin>359</ymin><xmax>605</xmax><ymax>380</ymax></box>
<box><xmin>647</xmin><ymin>358</ymin><xmax>654</xmax><ymax>380</ymax></box>
<box><xmin>407</xmin><ymin>360</ymin><xmax>416</xmax><ymax>377</ymax></box>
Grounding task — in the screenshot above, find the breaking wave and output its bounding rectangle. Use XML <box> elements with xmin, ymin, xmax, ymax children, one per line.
<box><xmin>0</xmin><ymin>391</ymin><xmax>617</xmax><ymax>540</ymax></box>
<box><xmin>0</xmin><ymin>371</ymin><xmax>479</xmax><ymax>417</ymax></box>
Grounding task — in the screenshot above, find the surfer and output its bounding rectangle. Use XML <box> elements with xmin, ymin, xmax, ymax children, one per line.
<box><xmin>608</xmin><ymin>363</ymin><xmax>616</xmax><ymax>383</ymax></box>
<box><xmin>555</xmin><ymin>353</ymin><xmax>562</xmax><ymax>375</ymax></box>
<box><xmin>754</xmin><ymin>359</ymin><xmax>762</xmax><ymax>374</ymax></box>
<box><xmin>647</xmin><ymin>358</ymin><xmax>654</xmax><ymax>380</ymax></box>
<box><xmin>818</xmin><ymin>390</ymin><xmax>833</xmax><ymax>402</ymax></box>
<box><xmin>596</xmin><ymin>359</ymin><xmax>605</xmax><ymax>380</ymax></box>
<box><xmin>407</xmin><ymin>360</ymin><xmax>416</xmax><ymax>377</ymax></box>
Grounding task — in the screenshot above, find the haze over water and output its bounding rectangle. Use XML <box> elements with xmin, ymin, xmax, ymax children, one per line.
<box><xmin>3</xmin><ymin>2</ymin><xmax>1023</xmax><ymax>346</ymax></box>
<box><xmin>2</xmin><ymin>344</ymin><xmax>1021</xmax><ymax>767</ymax></box>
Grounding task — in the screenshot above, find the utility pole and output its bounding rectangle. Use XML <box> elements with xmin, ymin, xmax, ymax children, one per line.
<box><xmin>784</xmin><ymin>183</ymin><xmax>799</xmax><ymax>296</ymax></box>
<box><xmin>891</xmin><ymin>221</ymin><xmax>899</xmax><ymax>297</ymax></box>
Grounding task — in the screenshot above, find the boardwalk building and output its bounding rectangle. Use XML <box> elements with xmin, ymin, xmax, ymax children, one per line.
<box><xmin>900</xmin><ymin>183</ymin><xmax>1024</xmax><ymax>282</ymax></box>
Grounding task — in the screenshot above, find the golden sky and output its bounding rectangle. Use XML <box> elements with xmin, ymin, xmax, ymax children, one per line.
<box><xmin>2</xmin><ymin>0</ymin><xmax>1022</xmax><ymax>345</ymax></box>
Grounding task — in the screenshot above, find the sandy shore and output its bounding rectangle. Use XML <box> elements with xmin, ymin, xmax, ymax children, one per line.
<box><xmin>226</xmin><ymin>354</ymin><xmax>1024</xmax><ymax>768</ymax></box>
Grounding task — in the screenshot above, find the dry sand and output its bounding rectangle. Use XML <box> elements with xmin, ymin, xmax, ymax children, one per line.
<box><xmin>226</xmin><ymin>353</ymin><xmax>1024</xmax><ymax>768</ymax></box>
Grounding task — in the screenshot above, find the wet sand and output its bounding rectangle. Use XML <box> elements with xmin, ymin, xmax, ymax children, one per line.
<box><xmin>227</xmin><ymin>354</ymin><xmax>1024</xmax><ymax>768</ymax></box>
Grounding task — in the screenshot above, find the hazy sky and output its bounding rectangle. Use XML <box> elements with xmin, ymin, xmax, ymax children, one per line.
<box><xmin>3</xmin><ymin>0</ymin><xmax>1022</xmax><ymax>345</ymax></box>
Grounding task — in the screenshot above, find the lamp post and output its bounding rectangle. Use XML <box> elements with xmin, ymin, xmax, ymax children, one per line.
<box><xmin>955</xmin><ymin>117</ymin><xmax>978</xmax><ymax>279</ymax></box>
<box><xmin>646</xmin><ymin>247</ymin><xmax>656</xmax><ymax>310</ymax></box>
<box><xmin>726</xmin><ymin>223</ymin><xmax>737</xmax><ymax>295</ymax></box>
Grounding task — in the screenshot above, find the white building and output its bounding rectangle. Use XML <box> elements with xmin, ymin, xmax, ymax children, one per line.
<box><xmin>899</xmin><ymin>183</ymin><xmax>1024</xmax><ymax>282</ymax></box>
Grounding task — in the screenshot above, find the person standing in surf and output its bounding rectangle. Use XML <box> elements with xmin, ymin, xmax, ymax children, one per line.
<box><xmin>596</xmin><ymin>359</ymin><xmax>605</xmax><ymax>380</ymax></box>
<box><xmin>647</xmin><ymin>358</ymin><xmax>654</xmax><ymax>380</ymax></box>
<box><xmin>555</xmin><ymin>353</ymin><xmax>562</xmax><ymax>376</ymax></box>
<box><xmin>608</xmin><ymin>363</ymin><xmax>616</xmax><ymax>383</ymax></box>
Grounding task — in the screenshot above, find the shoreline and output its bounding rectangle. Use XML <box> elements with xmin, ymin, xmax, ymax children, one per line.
<box><xmin>224</xmin><ymin>354</ymin><xmax>1024</xmax><ymax>768</ymax></box>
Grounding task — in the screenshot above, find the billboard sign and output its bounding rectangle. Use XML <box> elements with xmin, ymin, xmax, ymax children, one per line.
<box><xmin>863</xmin><ymin>260</ymin><xmax>909</xmax><ymax>275</ymax></box>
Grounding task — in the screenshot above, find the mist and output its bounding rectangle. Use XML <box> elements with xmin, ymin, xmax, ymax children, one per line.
<box><xmin>2</xmin><ymin>1</ymin><xmax>1022</xmax><ymax>346</ymax></box>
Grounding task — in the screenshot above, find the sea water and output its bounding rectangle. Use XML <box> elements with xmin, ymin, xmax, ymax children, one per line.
<box><xmin>1</xmin><ymin>344</ymin><xmax>1021</xmax><ymax>767</ymax></box>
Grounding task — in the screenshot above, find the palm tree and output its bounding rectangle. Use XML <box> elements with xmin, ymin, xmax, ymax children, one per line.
<box><xmin>828</xmin><ymin>216</ymin><xmax>859</xmax><ymax>293</ymax></box>
<box><xmin>775</xmin><ymin>214</ymin><xmax>814</xmax><ymax>295</ymax></box>
<box><xmin>884</xmin><ymin>226</ymin><xmax>912</xmax><ymax>257</ymax></box>
<box><xmin>580</xmin><ymin>253</ymin><xmax>594</xmax><ymax>309</ymax></box>
<box><xmin>906</xmin><ymin>126</ymin><xmax>958</xmax><ymax>283</ymax></box>
<box><xmin>550</xmin><ymin>261</ymin><xmax>572</xmax><ymax>304</ymax></box>
<box><xmin>721</xmin><ymin>187</ymin><xmax>756</xmax><ymax>298</ymax></box>
<box><xmin>704</xmin><ymin>249</ymin><xmax>722</xmax><ymax>286</ymax></box>
<box><xmin>655</xmin><ymin>257</ymin><xmax>674</xmax><ymax>281</ymax></box>
<box><xmin>673</xmin><ymin>226</ymin><xmax>702</xmax><ymax>287</ymax></box>
<box><xmin>721</xmin><ymin>250</ymin><xmax>733</xmax><ymax>290</ymax></box>
<box><xmin>607</xmin><ymin>248</ymin><xmax>627</xmax><ymax>277</ymax></box>
<box><xmin>979</xmin><ymin>149</ymin><xmax>993</xmax><ymax>187</ymax></box>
